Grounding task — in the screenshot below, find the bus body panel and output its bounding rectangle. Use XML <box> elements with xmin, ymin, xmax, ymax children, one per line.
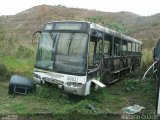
<box><xmin>34</xmin><ymin>68</ymin><xmax>91</xmax><ymax>96</ymax></box>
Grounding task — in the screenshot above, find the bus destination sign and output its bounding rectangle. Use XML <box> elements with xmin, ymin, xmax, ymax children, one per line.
<box><xmin>54</xmin><ymin>23</ymin><xmax>82</xmax><ymax>30</ymax></box>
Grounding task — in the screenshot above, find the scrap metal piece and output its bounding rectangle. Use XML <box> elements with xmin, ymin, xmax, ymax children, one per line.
<box><xmin>122</xmin><ymin>104</ymin><xmax>144</xmax><ymax>114</ymax></box>
<box><xmin>142</xmin><ymin>61</ymin><xmax>157</xmax><ymax>80</ymax></box>
<box><xmin>88</xmin><ymin>104</ymin><xmax>96</xmax><ymax>112</ymax></box>
<box><xmin>91</xmin><ymin>79</ymin><xmax>106</xmax><ymax>87</ymax></box>
<box><xmin>8</xmin><ymin>75</ymin><xmax>36</xmax><ymax>95</ymax></box>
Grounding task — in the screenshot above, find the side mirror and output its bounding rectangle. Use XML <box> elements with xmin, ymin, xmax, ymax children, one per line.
<box><xmin>33</xmin><ymin>31</ymin><xmax>42</xmax><ymax>36</ymax></box>
<box><xmin>92</xmin><ymin>31</ymin><xmax>98</xmax><ymax>37</ymax></box>
<box><xmin>32</xmin><ymin>31</ymin><xmax>42</xmax><ymax>44</ymax></box>
<box><xmin>90</xmin><ymin>31</ymin><xmax>98</xmax><ymax>42</ymax></box>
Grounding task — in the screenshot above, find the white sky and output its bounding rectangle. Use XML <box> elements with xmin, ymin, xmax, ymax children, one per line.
<box><xmin>0</xmin><ymin>0</ymin><xmax>160</xmax><ymax>16</ymax></box>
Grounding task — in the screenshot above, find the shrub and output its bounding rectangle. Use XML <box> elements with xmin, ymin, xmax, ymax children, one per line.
<box><xmin>123</xmin><ymin>79</ymin><xmax>140</xmax><ymax>92</ymax></box>
<box><xmin>0</xmin><ymin>64</ymin><xmax>11</xmax><ymax>81</ymax></box>
<box><xmin>140</xmin><ymin>49</ymin><xmax>153</xmax><ymax>72</ymax></box>
<box><xmin>107</xmin><ymin>22</ymin><xmax>128</xmax><ymax>34</ymax></box>
<box><xmin>15</xmin><ymin>45</ymin><xmax>36</xmax><ymax>58</ymax></box>
<box><xmin>87</xmin><ymin>16</ymin><xmax>106</xmax><ymax>25</ymax></box>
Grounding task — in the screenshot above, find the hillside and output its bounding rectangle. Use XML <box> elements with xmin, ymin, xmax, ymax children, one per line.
<box><xmin>0</xmin><ymin>5</ymin><xmax>157</xmax><ymax>118</ymax></box>
<box><xmin>0</xmin><ymin>4</ymin><xmax>160</xmax><ymax>48</ymax></box>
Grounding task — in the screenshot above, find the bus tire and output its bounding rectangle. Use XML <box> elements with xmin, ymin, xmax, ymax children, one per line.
<box><xmin>102</xmin><ymin>71</ymin><xmax>112</xmax><ymax>84</ymax></box>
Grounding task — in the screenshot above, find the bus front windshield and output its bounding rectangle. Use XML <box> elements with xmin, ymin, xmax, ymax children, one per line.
<box><xmin>35</xmin><ymin>31</ymin><xmax>88</xmax><ymax>74</ymax></box>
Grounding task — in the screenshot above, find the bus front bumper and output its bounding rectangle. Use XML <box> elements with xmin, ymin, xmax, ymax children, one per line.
<box><xmin>58</xmin><ymin>84</ymin><xmax>88</xmax><ymax>96</ymax></box>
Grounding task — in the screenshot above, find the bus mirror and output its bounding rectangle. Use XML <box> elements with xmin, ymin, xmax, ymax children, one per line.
<box><xmin>91</xmin><ymin>31</ymin><xmax>98</xmax><ymax>42</ymax></box>
<box><xmin>93</xmin><ymin>31</ymin><xmax>98</xmax><ymax>37</ymax></box>
<box><xmin>33</xmin><ymin>31</ymin><xmax>42</xmax><ymax>36</ymax></box>
<box><xmin>32</xmin><ymin>31</ymin><xmax>42</xmax><ymax>44</ymax></box>
<box><xmin>91</xmin><ymin>31</ymin><xmax>103</xmax><ymax>41</ymax></box>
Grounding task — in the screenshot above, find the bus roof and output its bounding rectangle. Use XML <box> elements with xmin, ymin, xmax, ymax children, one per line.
<box><xmin>45</xmin><ymin>21</ymin><xmax>142</xmax><ymax>44</ymax></box>
<box><xmin>90</xmin><ymin>22</ymin><xmax>142</xmax><ymax>44</ymax></box>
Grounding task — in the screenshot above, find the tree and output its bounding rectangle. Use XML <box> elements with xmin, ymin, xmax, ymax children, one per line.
<box><xmin>107</xmin><ymin>22</ymin><xmax>128</xmax><ymax>34</ymax></box>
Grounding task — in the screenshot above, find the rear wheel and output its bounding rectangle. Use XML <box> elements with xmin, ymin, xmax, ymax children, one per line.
<box><xmin>102</xmin><ymin>71</ymin><xmax>112</xmax><ymax>84</ymax></box>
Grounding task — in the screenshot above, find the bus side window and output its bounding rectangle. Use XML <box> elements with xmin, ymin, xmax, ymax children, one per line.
<box><xmin>132</xmin><ymin>42</ymin><xmax>136</xmax><ymax>52</ymax></box>
<box><xmin>104</xmin><ymin>40</ymin><xmax>110</xmax><ymax>55</ymax></box>
<box><xmin>128</xmin><ymin>42</ymin><xmax>132</xmax><ymax>52</ymax></box>
<box><xmin>122</xmin><ymin>40</ymin><xmax>127</xmax><ymax>55</ymax></box>
<box><xmin>114</xmin><ymin>37</ymin><xmax>121</xmax><ymax>56</ymax></box>
<box><xmin>104</xmin><ymin>34</ymin><xmax>112</xmax><ymax>56</ymax></box>
<box><xmin>89</xmin><ymin>39</ymin><xmax>102</xmax><ymax>67</ymax></box>
<box><xmin>89</xmin><ymin>41</ymin><xmax>95</xmax><ymax>67</ymax></box>
<box><xmin>94</xmin><ymin>40</ymin><xmax>102</xmax><ymax>64</ymax></box>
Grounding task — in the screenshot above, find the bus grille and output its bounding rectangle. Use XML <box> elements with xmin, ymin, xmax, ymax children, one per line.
<box><xmin>43</xmin><ymin>77</ymin><xmax>64</xmax><ymax>85</ymax></box>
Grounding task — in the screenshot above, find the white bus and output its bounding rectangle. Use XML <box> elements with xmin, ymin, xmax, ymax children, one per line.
<box><xmin>33</xmin><ymin>21</ymin><xmax>142</xmax><ymax>96</ymax></box>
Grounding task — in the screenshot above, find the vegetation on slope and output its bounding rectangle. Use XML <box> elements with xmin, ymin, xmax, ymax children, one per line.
<box><xmin>0</xmin><ymin>6</ymin><xmax>157</xmax><ymax>119</ymax></box>
<box><xmin>1</xmin><ymin>4</ymin><xmax>160</xmax><ymax>46</ymax></box>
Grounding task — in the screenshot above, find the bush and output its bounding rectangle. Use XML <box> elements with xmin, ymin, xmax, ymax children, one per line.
<box><xmin>140</xmin><ymin>49</ymin><xmax>153</xmax><ymax>72</ymax></box>
<box><xmin>107</xmin><ymin>22</ymin><xmax>128</xmax><ymax>34</ymax></box>
<box><xmin>0</xmin><ymin>64</ymin><xmax>11</xmax><ymax>81</ymax></box>
<box><xmin>15</xmin><ymin>45</ymin><xmax>36</xmax><ymax>58</ymax></box>
<box><xmin>87</xmin><ymin>16</ymin><xmax>106</xmax><ymax>25</ymax></box>
<box><xmin>123</xmin><ymin>79</ymin><xmax>140</xmax><ymax>92</ymax></box>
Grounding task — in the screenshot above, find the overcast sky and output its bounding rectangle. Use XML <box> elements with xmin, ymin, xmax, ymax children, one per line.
<box><xmin>0</xmin><ymin>0</ymin><xmax>160</xmax><ymax>16</ymax></box>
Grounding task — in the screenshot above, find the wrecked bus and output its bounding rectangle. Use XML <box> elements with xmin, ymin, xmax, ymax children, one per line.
<box><xmin>33</xmin><ymin>21</ymin><xmax>142</xmax><ymax>96</ymax></box>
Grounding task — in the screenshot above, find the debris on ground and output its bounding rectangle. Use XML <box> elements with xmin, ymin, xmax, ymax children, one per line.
<box><xmin>87</xmin><ymin>103</ymin><xmax>96</xmax><ymax>112</ymax></box>
<box><xmin>8</xmin><ymin>75</ymin><xmax>36</xmax><ymax>95</ymax></box>
<box><xmin>122</xmin><ymin>104</ymin><xmax>144</xmax><ymax>114</ymax></box>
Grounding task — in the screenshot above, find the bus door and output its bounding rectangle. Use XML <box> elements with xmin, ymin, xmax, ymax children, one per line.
<box><xmin>88</xmin><ymin>31</ymin><xmax>103</xmax><ymax>78</ymax></box>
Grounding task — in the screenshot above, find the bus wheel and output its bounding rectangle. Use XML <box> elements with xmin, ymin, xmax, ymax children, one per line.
<box><xmin>102</xmin><ymin>71</ymin><xmax>112</xmax><ymax>84</ymax></box>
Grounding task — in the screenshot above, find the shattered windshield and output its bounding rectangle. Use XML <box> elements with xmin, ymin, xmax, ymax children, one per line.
<box><xmin>35</xmin><ymin>31</ymin><xmax>88</xmax><ymax>74</ymax></box>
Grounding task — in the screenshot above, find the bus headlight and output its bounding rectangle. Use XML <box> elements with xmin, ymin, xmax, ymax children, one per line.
<box><xmin>66</xmin><ymin>82</ymin><xmax>82</xmax><ymax>87</ymax></box>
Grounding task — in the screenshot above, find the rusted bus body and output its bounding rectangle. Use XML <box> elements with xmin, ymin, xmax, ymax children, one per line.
<box><xmin>33</xmin><ymin>21</ymin><xmax>142</xmax><ymax>96</ymax></box>
<box><xmin>89</xmin><ymin>23</ymin><xmax>142</xmax><ymax>84</ymax></box>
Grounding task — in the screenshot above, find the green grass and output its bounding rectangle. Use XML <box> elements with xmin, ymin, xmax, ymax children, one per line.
<box><xmin>141</xmin><ymin>49</ymin><xmax>153</xmax><ymax>72</ymax></box>
<box><xmin>0</xmin><ymin>14</ymin><xmax>157</xmax><ymax>120</ymax></box>
<box><xmin>0</xmin><ymin>53</ymin><xmax>156</xmax><ymax>119</ymax></box>
<box><xmin>0</xmin><ymin>56</ymin><xmax>34</xmax><ymax>77</ymax></box>
<box><xmin>0</xmin><ymin>76</ymin><xmax>156</xmax><ymax>117</ymax></box>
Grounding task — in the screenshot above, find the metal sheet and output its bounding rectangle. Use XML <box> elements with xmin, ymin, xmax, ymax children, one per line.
<box><xmin>91</xmin><ymin>79</ymin><xmax>106</xmax><ymax>87</ymax></box>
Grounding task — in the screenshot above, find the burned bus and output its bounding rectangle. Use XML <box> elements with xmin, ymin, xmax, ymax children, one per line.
<box><xmin>33</xmin><ymin>21</ymin><xmax>142</xmax><ymax>96</ymax></box>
